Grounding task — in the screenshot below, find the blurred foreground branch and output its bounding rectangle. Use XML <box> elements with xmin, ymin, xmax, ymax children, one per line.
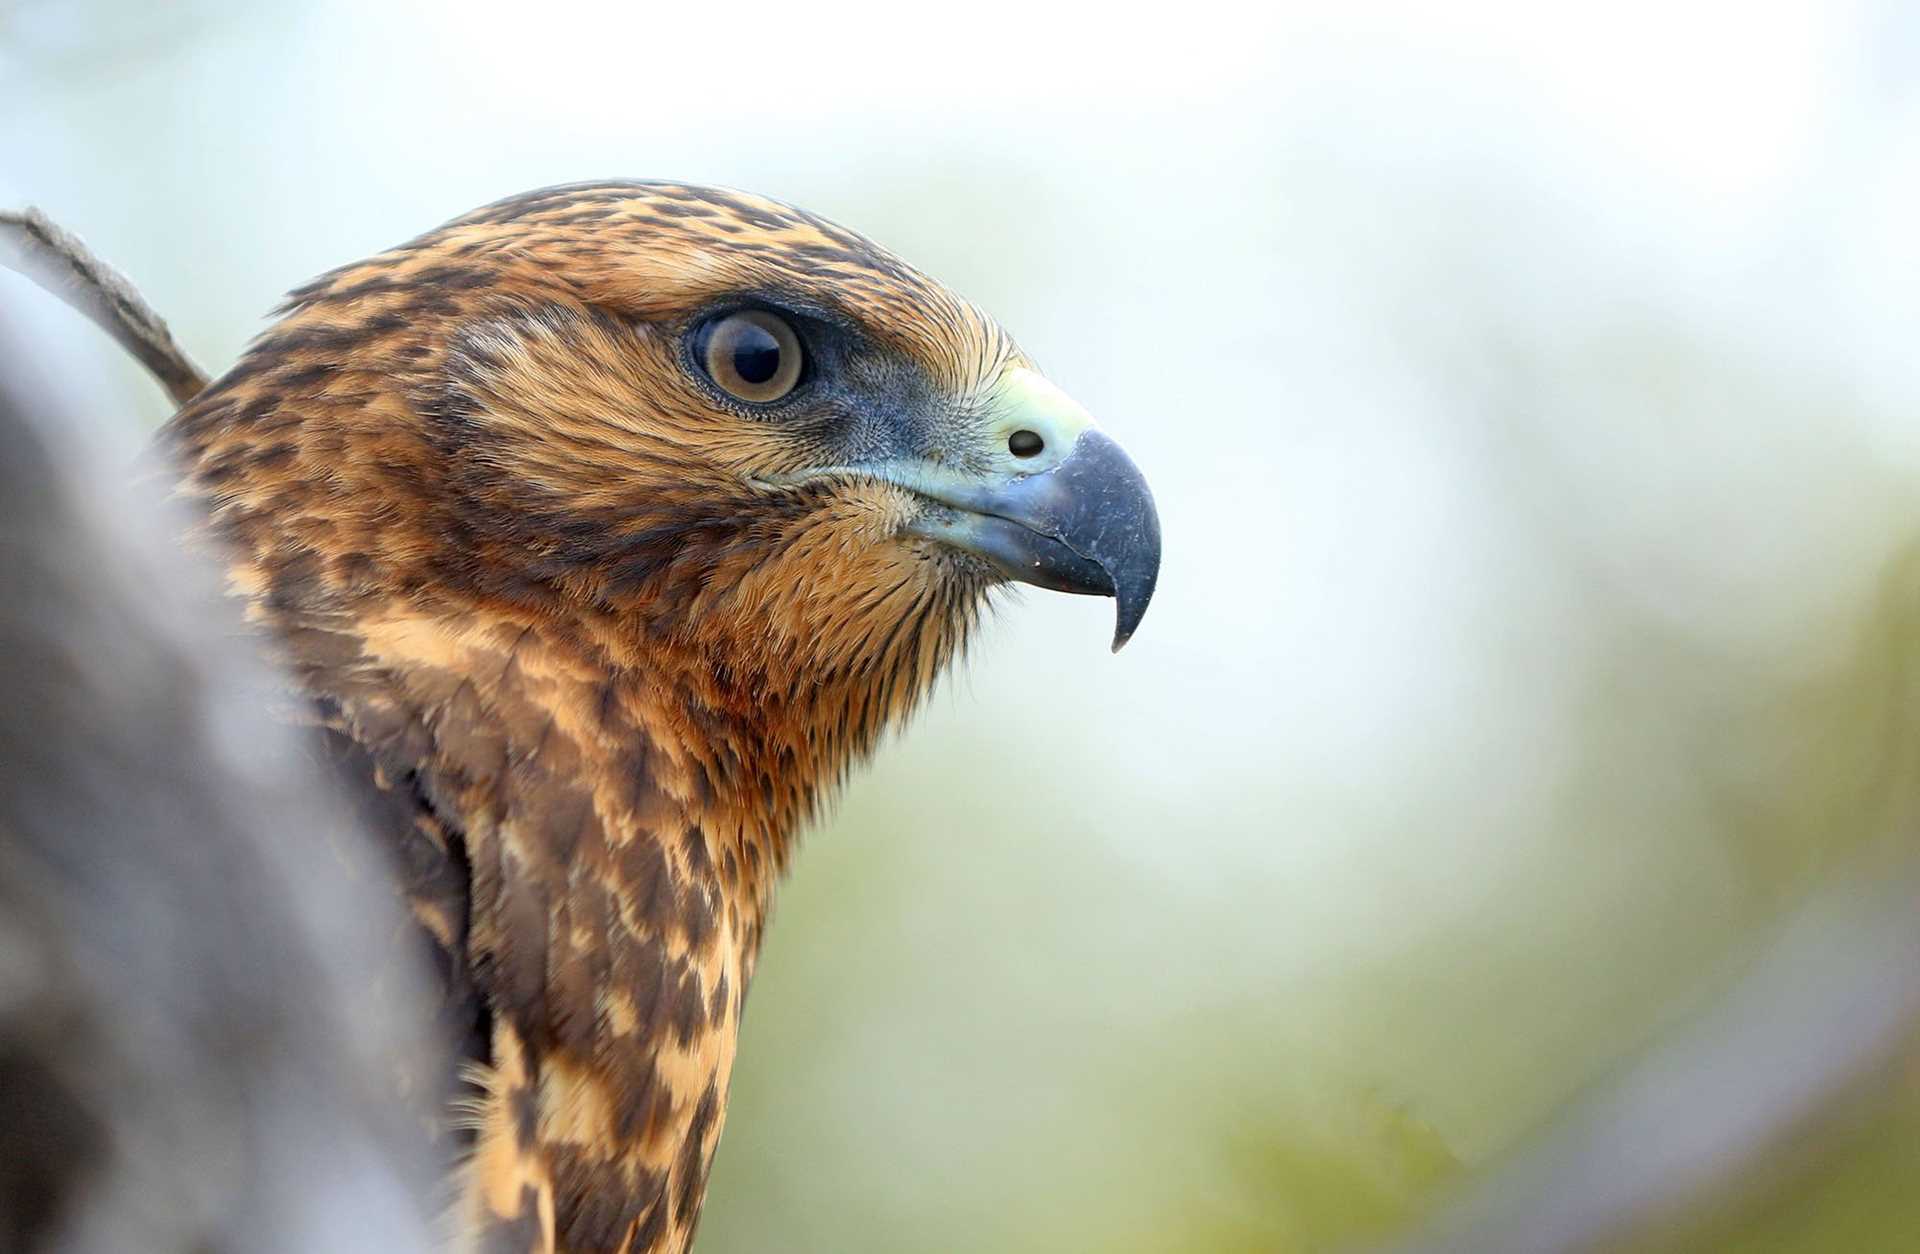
<box><xmin>0</xmin><ymin>296</ymin><xmax>436</xmax><ymax>1251</ymax></box>
<box><xmin>0</xmin><ymin>208</ymin><xmax>207</xmax><ymax>406</ymax></box>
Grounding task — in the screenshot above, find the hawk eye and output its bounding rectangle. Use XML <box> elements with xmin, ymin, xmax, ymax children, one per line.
<box><xmin>699</xmin><ymin>310</ymin><xmax>804</xmax><ymax>404</ymax></box>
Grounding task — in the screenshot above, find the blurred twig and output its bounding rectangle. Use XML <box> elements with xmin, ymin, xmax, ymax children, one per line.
<box><xmin>1380</xmin><ymin>861</ymin><xmax>1920</xmax><ymax>1254</ymax></box>
<box><xmin>0</xmin><ymin>207</ymin><xmax>207</xmax><ymax>406</ymax></box>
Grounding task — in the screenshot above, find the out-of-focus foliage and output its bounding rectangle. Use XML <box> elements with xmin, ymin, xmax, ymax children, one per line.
<box><xmin>4</xmin><ymin>0</ymin><xmax>1918</xmax><ymax>1248</ymax></box>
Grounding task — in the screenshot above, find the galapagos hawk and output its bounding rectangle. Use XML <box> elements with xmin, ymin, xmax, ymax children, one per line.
<box><xmin>153</xmin><ymin>181</ymin><xmax>1159</xmax><ymax>1253</ymax></box>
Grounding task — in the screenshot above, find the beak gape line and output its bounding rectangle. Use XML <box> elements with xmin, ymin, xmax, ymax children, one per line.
<box><xmin>906</xmin><ymin>428</ymin><xmax>1161</xmax><ymax>651</ymax></box>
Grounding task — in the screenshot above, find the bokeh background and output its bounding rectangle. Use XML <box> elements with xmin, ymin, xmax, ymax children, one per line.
<box><xmin>5</xmin><ymin>1</ymin><xmax>1920</xmax><ymax>1249</ymax></box>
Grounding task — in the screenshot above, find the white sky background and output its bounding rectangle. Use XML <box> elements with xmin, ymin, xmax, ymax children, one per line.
<box><xmin>5</xmin><ymin>0</ymin><xmax>1920</xmax><ymax>1232</ymax></box>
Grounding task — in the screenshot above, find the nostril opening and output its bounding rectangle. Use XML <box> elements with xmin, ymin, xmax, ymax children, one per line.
<box><xmin>1008</xmin><ymin>430</ymin><xmax>1045</xmax><ymax>458</ymax></box>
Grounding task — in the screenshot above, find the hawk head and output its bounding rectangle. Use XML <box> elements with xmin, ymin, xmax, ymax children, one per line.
<box><xmin>172</xmin><ymin>178</ymin><xmax>1159</xmax><ymax>799</ymax></box>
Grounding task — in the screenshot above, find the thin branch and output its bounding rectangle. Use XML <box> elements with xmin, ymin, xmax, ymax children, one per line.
<box><xmin>0</xmin><ymin>207</ymin><xmax>209</xmax><ymax>408</ymax></box>
<box><xmin>1381</xmin><ymin>861</ymin><xmax>1920</xmax><ymax>1254</ymax></box>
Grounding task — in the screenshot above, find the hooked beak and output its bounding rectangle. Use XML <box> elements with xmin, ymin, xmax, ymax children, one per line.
<box><xmin>899</xmin><ymin>368</ymin><xmax>1161</xmax><ymax>651</ymax></box>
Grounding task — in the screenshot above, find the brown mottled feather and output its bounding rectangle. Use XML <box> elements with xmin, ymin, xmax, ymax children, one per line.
<box><xmin>161</xmin><ymin>182</ymin><xmax>1018</xmax><ymax>1253</ymax></box>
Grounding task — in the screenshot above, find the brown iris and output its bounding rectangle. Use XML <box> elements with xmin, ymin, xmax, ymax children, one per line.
<box><xmin>701</xmin><ymin>310</ymin><xmax>803</xmax><ymax>403</ymax></box>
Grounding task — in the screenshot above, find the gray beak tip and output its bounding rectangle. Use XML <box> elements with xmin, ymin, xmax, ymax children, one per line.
<box><xmin>1080</xmin><ymin>431</ymin><xmax>1160</xmax><ymax>653</ymax></box>
<box><xmin>1107</xmin><ymin>588</ymin><xmax>1154</xmax><ymax>655</ymax></box>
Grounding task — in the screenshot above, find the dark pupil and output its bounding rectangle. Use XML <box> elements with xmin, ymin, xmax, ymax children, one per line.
<box><xmin>731</xmin><ymin>324</ymin><xmax>781</xmax><ymax>386</ymax></box>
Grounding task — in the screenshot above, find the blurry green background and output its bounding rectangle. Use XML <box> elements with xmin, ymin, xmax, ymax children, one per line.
<box><xmin>5</xmin><ymin>1</ymin><xmax>1920</xmax><ymax>1248</ymax></box>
